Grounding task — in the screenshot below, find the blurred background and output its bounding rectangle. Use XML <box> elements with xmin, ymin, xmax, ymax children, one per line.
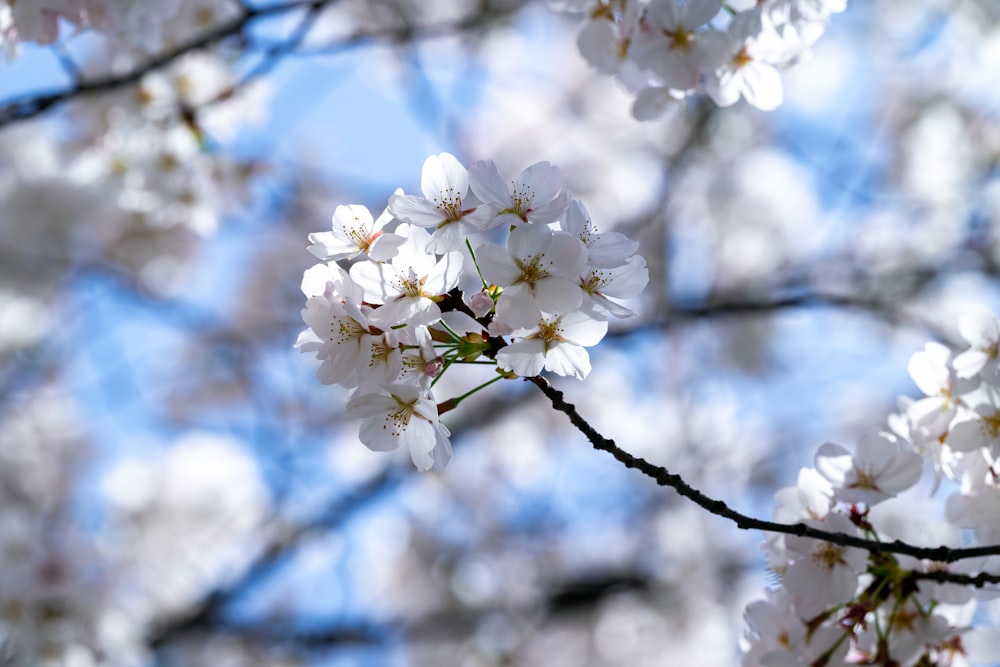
<box><xmin>1</xmin><ymin>0</ymin><xmax>1000</xmax><ymax>665</ymax></box>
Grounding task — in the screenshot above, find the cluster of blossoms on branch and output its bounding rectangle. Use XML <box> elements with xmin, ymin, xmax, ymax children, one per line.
<box><xmin>742</xmin><ymin>307</ymin><xmax>1000</xmax><ymax>666</ymax></box>
<box><xmin>297</xmin><ymin>152</ymin><xmax>648</xmax><ymax>471</ymax></box>
<box><xmin>550</xmin><ymin>0</ymin><xmax>846</xmax><ymax>118</ymax></box>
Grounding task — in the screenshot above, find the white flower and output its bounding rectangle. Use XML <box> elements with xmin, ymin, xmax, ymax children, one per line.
<box><xmin>741</xmin><ymin>589</ymin><xmax>848</xmax><ymax>667</ymax></box>
<box><xmin>476</xmin><ymin>223</ymin><xmax>588</xmax><ymax>328</ymax></box>
<box><xmin>398</xmin><ymin>326</ymin><xmax>444</xmax><ymax>391</ymax></box>
<box><xmin>347</xmin><ymin>384</ymin><xmax>452</xmax><ymax>471</ymax></box>
<box><xmin>297</xmin><ymin>295</ymin><xmax>380</xmax><ymax>388</ymax></box>
<box><xmin>496</xmin><ymin>311</ymin><xmax>608</xmax><ymax>380</ymax></box>
<box><xmin>953</xmin><ymin>306</ymin><xmax>1000</xmax><ymax>381</ymax></box>
<box><xmin>308</xmin><ymin>198</ymin><xmax>405</xmax><ymax>262</ymax></box>
<box><xmin>350</xmin><ymin>224</ymin><xmax>464</xmax><ymax>330</ymax></box>
<box><xmin>296</xmin><ymin>263</ymin><xmax>382</xmax><ymax>389</ymax></box>
<box><xmin>814</xmin><ymin>431</ymin><xmax>923</xmax><ymax>506</ymax></box>
<box><xmin>703</xmin><ymin>12</ymin><xmax>787</xmax><ymax>111</ymax></box>
<box><xmin>946</xmin><ymin>404</ymin><xmax>1000</xmax><ymax>453</ymax></box>
<box><xmin>389</xmin><ymin>153</ymin><xmax>495</xmax><ymax>252</ymax></box>
<box><xmin>906</xmin><ymin>341</ymin><xmax>976</xmax><ymax>439</ymax></box>
<box><xmin>783</xmin><ymin>513</ymin><xmax>867</xmax><ymax>618</ymax></box>
<box><xmin>629</xmin><ymin>0</ymin><xmax>722</xmax><ymax>91</ymax></box>
<box><xmin>773</xmin><ymin>467</ymin><xmax>833</xmax><ymax>523</ymax></box>
<box><xmin>575</xmin><ymin>0</ymin><xmax>643</xmax><ymax>76</ymax></box>
<box><xmin>468</xmin><ymin>159</ymin><xmax>570</xmax><ymax>228</ymax></box>
<box><xmin>578</xmin><ymin>255</ymin><xmax>649</xmax><ymax>320</ymax></box>
<box><xmin>560</xmin><ymin>199</ymin><xmax>640</xmax><ymax>268</ymax></box>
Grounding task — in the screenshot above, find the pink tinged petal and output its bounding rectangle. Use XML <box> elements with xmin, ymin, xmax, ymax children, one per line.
<box><xmin>466</xmin><ymin>291</ymin><xmax>494</xmax><ymax>318</ymax></box>
<box><xmin>389</xmin><ymin>194</ymin><xmax>447</xmax><ymax>227</ymax></box>
<box><xmin>421</xmin><ymin>152</ymin><xmax>469</xmax><ymax>202</ymax></box>
<box><xmin>468</xmin><ymin>160</ymin><xmax>510</xmax><ymax>209</ymax></box>
<box><xmin>476</xmin><ymin>243</ymin><xmax>522</xmax><ymax>287</ymax></box>
<box><xmin>542</xmin><ymin>342</ymin><xmax>592</xmax><ymax>380</ymax></box>
<box><xmin>497</xmin><ymin>338</ymin><xmax>547</xmax><ymax>377</ymax></box>
<box><xmin>814</xmin><ymin>442</ymin><xmax>852</xmax><ymax>486</ymax></box>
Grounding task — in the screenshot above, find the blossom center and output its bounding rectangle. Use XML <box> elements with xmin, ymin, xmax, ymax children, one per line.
<box><xmin>331</xmin><ymin>317</ymin><xmax>367</xmax><ymax>344</ymax></box>
<box><xmin>432</xmin><ymin>188</ymin><xmax>465</xmax><ymax>222</ymax></box>
<box><xmin>812</xmin><ymin>543</ymin><xmax>846</xmax><ymax>571</ymax></box>
<box><xmin>732</xmin><ymin>45</ymin><xmax>754</xmax><ymax>70</ymax></box>
<box><xmin>581</xmin><ymin>270</ymin><xmax>609</xmax><ymax>295</ymax></box>
<box><xmin>666</xmin><ymin>27</ymin><xmax>695</xmax><ymax>52</ymax></box>
<box><xmin>848</xmin><ymin>468</ymin><xmax>880</xmax><ymax>492</ymax></box>
<box><xmin>382</xmin><ymin>399</ymin><xmax>417</xmax><ymax>438</ymax></box>
<box><xmin>516</xmin><ymin>256</ymin><xmax>550</xmax><ymax>286</ymax></box>
<box><xmin>980</xmin><ymin>412</ymin><xmax>1000</xmax><ymax>441</ymax></box>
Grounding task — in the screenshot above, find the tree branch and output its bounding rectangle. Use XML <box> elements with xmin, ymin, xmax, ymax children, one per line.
<box><xmin>528</xmin><ymin>376</ymin><xmax>1000</xmax><ymax>582</ymax></box>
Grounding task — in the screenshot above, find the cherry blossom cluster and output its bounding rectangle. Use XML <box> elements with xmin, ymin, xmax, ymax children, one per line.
<box><xmin>0</xmin><ymin>0</ymin><xmax>239</xmax><ymax>58</ymax></box>
<box><xmin>297</xmin><ymin>152</ymin><xmax>648</xmax><ymax>471</ymax></box>
<box><xmin>742</xmin><ymin>306</ymin><xmax>1000</xmax><ymax>666</ymax></box>
<box><xmin>548</xmin><ymin>0</ymin><xmax>846</xmax><ymax>118</ymax></box>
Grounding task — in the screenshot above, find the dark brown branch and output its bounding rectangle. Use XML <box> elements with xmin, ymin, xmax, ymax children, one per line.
<box><xmin>528</xmin><ymin>376</ymin><xmax>1000</xmax><ymax>582</ymax></box>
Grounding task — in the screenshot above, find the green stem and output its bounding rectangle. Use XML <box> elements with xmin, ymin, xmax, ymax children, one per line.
<box><xmin>466</xmin><ymin>237</ymin><xmax>489</xmax><ymax>290</ymax></box>
<box><xmin>437</xmin><ymin>375</ymin><xmax>504</xmax><ymax>414</ymax></box>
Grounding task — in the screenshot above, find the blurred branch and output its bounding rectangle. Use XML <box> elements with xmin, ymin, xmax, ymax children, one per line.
<box><xmin>148</xmin><ymin>467</ymin><xmax>401</xmax><ymax>650</ymax></box>
<box><xmin>528</xmin><ymin>375</ymin><xmax>1000</xmax><ymax>578</ymax></box>
<box><xmin>0</xmin><ymin>1</ymin><xmax>519</xmax><ymax>128</ymax></box>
